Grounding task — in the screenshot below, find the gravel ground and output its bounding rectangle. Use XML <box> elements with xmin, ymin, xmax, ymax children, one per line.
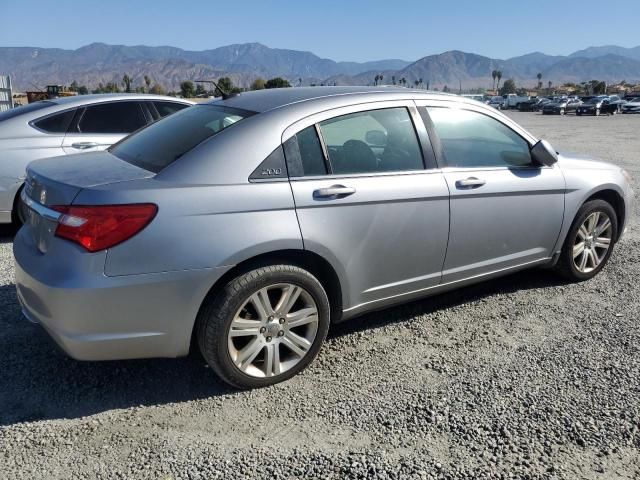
<box><xmin>1</xmin><ymin>112</ymin><xmax>639</xmax><ymax>479</ymax></box>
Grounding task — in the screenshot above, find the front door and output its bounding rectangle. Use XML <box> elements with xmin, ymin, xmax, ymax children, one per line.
<box><xmin>285</xmin><ymin>103</ymin><xmax>450</xmax><ymax>314</ymax></box>
<box><xmin>422</xmin><ymin>105</ymin><xmax>565</xmax><ymax>283</ymax></box>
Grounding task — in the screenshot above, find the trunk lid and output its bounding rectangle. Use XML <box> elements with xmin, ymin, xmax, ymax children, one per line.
<box><xmin>22</xmin><ymin>151</ymin><xmax>154</xmax><ymax>253</ymax></box>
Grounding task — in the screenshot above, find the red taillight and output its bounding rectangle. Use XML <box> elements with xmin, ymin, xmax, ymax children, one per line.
<box><xmin>51</xmin><ymin>204</ymin><xmax>158</xmax><ymax>252</ymax></box>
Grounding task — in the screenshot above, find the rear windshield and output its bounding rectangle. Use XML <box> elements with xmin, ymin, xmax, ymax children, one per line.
<box><xmin>0</xmin><ymin>101</ymin><xmax>54</xmax><ymax>122</ymax></box>
<box><xmin>110</xmin><ymin>104</ymin><xmax>255</xmax><ymax>173</ymax></box>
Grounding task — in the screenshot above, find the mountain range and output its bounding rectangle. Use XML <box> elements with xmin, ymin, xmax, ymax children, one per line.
<box><xmin>1</xmin><ymin>42</ymin><xmax>639</xmax><ymax>92</ymax></box>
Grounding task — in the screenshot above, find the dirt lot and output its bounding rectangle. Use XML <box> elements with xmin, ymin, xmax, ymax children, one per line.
<box><xmin>1</xmin><ymin>112</ymin><xmax>639</xmax><ymax>479</ymax></box>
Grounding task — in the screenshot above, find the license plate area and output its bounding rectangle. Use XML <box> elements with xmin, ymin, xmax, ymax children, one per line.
<box><xmin>21</xmin><ymin>191</ymin><xmax>60</xmax><ymax>254</ymax></box>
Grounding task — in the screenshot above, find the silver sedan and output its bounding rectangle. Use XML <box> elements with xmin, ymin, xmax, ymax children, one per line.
<box><xmin>0</xmin><ymin>94</ymin><xmax>193</xmax><ymax>224</ymax></box>
<box><xmin>14</xmin><ymin>87</ymin><xmax>634</xmax><ymax>389</ymax></box>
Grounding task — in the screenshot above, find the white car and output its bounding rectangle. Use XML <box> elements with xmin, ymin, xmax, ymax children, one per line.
<box><xmin>622</xmin><ymin>97</ymin><xmax>640</xmax><ymax>113</ymax></box>
<box><xmin>0</xmin><ymin>94</ymin><xmax>194</xmax><ymax>224</ymax></box>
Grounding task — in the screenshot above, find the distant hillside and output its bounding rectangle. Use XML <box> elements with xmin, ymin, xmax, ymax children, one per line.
<box><xmin>0</xmin><ymin>42</ymin><xmax>410</xmax><ymax>91</ymax></box>
<box><xmin>1</xmin><ymin>42</ymin><xmax>640</xmax><ymax>92</ymax></box>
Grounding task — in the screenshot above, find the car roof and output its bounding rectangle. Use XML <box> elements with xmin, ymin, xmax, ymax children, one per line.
<box><xmin>48</xmin><ymin>93</ymin><xmax>195</xmax><ymax>107</ymax></box>
<box><xmin>207</xmin><ymin>86</ymin><xmax>459</xmax><ymax>113</ymax></box>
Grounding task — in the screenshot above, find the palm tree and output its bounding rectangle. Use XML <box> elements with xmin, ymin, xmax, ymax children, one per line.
<box><xmin>144</xmin><ymin>75</ymin><xmax>151</xmax><ymax>93</ymax></box>
<box><xmin>374</xmin><ymin>75</ymin><xmax>379</xmax><ymax>86</ymax></box>
<box><xmin>414</xmin><ymin>79</ymin><xmax>420</xmax><ymax>88</ymax></box>
<box><xmin>418</xmin><ymin>78</ymin><xmax>423</xmax><ymax>89</ymax></box>
<box><xmin>379</xmin><ymin>75</ymin><xmax>384</xmax><ymax>85</ymax></box>
<box><xmin>536</xmin><ymin>73</ymin><xmax>542</xmax><ymax>89</ymax></box>
<box><xmin>491</xmin><ymin>70</ymin><xmax>498</xmax><ymax>91</ymax></box>
<box><xmin>122</xmin><ymin>74</ymin><xmax>132</xmax><ymax>93</ymax></box>
<box><xmin>392</xmin><ymin>75</ymin><xmax>396</xmax><ymax>85</ymax></box>
<box><xmin>496</xmin><ymin>71</ymin><xmax>503</xmax><ymax>90</ymax></box>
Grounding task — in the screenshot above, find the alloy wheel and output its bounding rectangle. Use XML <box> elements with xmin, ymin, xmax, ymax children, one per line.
<box><xmin>572</xmin><ymin>211</ymin><xmax>612</xmax><ymax>273</ymax></box>
<box><xmin>227</xmin><ymin>283</ymin><xmax>319</xmax><ymax>378</ymax></box>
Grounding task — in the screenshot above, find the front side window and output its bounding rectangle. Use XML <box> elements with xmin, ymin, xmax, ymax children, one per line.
<box><xmin>77</xmin><ymin>102</ymin><xmax>147</xmax><ymax>134</ymax></box>
<box><xmin>427</xmin><ymin>107</ymin><xmax>532</xmax><ymax>168</ymax></box>
<box><xmin>111</xmin><ymin>104</ymin><xmax>254</xmax><ymax>173</ymax></box>
<box><xmin>318</xmin><ymin>108</ymin><xmax>424</xmax><ymax>174</ymax></box>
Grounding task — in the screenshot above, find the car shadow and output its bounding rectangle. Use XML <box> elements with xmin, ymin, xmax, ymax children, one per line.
<box><xmin>0</xmin><ymin>267</ymin><xmax>569</xmax><ymax>427</ymax></box>
<box><xmin>0</xmin><ymin>224</ymin><xmax>19</xmax><ymax>244</ymax></box>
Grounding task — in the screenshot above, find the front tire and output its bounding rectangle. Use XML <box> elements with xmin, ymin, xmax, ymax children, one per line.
<box><xmin>555</xmin><ymin>200</ymin><xmax>617</xmax><ymax>281</ymax></box>
<box><xmin>197</xmin><ymin>265</ymin><xmax>330</xmax><ymax>389</ymax></box>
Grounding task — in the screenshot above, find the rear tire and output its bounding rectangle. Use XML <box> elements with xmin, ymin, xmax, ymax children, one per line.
<box><xmin>595</xmin><ymin>108</ymin><xmax>600</xmax><ymax>116</ymax></box>
<box><xmin>11</xmin><ymin>186</ymin><xmax>24</xmax><ymax>227</ymax></box>
<box><xmin>197</xmin><ymin>265</ymin><xmax>330</xmax><ymax>389</ymax></box>
<box><xmin>555</xmin><ymin>200</ymin><xmax>617</xmax><ymax>281</ymax></box>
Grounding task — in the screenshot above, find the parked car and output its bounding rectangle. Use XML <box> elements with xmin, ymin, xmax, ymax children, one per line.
<box><xmin>502</xmin><ymin>93</ymin><xmax>530</xmax><ymax>109</ymax></box>
<box><xmin>542</xmin><ymin>97</ymin><xmax>582</xmax><ymax>115</ymax></box>
<box><xmin>622</xmin><ymin>96</ymin><xmax>640</xmax><ymax>113</ymax></box>
<box><xmin>518</xmin><ymin>98</ymin><xmax>547</xmax><ymax>112</ymax></box>
<box><xmin>0</xmin><ymin>94</ymin><xmax>194</xmax><ymax>225</ymax></box>
<box><xmin>576</xmin><ymin>96</ymin><xmax>619</xmax><ymax>116</ymax></box>
<box><xmin>488</xmin><ymin>96</ymin><xmax>505</xmax><ymax>109</ymax></box>
<box><xmin>15</xmin><ymin>87</ymin><xmax>634</xmax><ymax>389</ymax></box>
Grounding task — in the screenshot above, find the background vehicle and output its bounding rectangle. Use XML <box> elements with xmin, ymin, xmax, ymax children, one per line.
<box><xmin>14</xmin><ymin>87</ymin><xmax>633</xmax><ymax>389</ymax></box>
<box><xmin>518</xmin><ymin>97</ymin><xmax>547</xmax><ymax>111</ymax></box>
<box><xmin>488</xmin><ymin>96</ymin><xmax>505</xmax><ymax>109</ymax></box>
<box><xmin>576</xmin><ymin>96</ymin><xmax>619</xmax><ymax>116</ymax></box>
<box><xmin>622</xmin><ymin>96</ymin><xmax>640</xmax><ymax>113</ymax></box>
<box><xmin>542</xmin><ymin>97</ymin><xmax>582</xmax><ymax>115</ymax></box>
<box><xmin>502</xmin><ymin>93</ymin><xmax>530</xmax><ymax>109</ymax></box>
<box><xmin>0</xmin><ymin>94</ymin><xmax>194</xmax><ymax>224</ymax></box>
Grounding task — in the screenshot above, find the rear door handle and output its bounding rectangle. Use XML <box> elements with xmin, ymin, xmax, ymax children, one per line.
<box><xmin>313</xmin><ymin>185</ymin><xmax>356</xmax><ymax>199</ymax></box>
<box><xmin>455</xmin><ymin>177</ymin><xmax>486</xmax><ymax>189</ymax></box>
<box><xmin>71</xmin><ymin>142</ymin><xmax>99</xmax><ymax>150</ymax></box>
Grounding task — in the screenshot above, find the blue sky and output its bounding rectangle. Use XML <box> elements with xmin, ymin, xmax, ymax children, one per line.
<box><xmin>2</xmin><ymin>0</ymin><xmax>639</xmax><ymax>61</ymax></box>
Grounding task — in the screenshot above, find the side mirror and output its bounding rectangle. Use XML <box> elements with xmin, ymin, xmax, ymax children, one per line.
<box><xmin>365</xmin><ymin>130</ymin><xmax>387</xmax><ymax>147</ymax></box>
<box><xmin>531</xmin><ymin>139</ymin><xmax>558</xmax><ymax>167</ymax></box>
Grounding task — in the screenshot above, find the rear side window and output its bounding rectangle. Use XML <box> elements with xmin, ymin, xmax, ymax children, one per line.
<box><xmin>32</xmin><ymin>109</ymin><xmax>76</xmax><ymax>133</ymax></box>
<box><xmin>318</xmin><ymin>108</ymin><xmax>424</xmax><ymax>174</ymax></box>
<box><xmin>154</xmin><ymin>101</ymin><xmax>190</xmax><ymax>118</ymax></box>
<box><xmin>111</xmin><ymin>105</ymin><xmax>254</xmax><ymax>173</ymax></box>
<box><xmin>76</xmin><ymin>102</ymin><xmax>147</xmax><ymax>134</ymax></box>
<box><xmin>284</xmin><ymin>126</ymin><xmax>327</xmax><ymax>177</ymax></box>
<box><xmin>426</xmin><ymin>107</ymin><xmax>532</xmax><ymax>168</ymax></box>
<box><xmin>0</xmin><ymin>101</ymin><xmax>54</xmax><ymax>122</ymax></box>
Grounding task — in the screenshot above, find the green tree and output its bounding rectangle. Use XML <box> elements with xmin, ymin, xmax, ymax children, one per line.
<box><xmin>264</xmin><ymin>77</ymin><xmax>291</xmax><ymax>89</ymax></box>
<box><xmin>144</xmin><ymin>75</ymin><xmax>152</xmax><ymax>93</ymax></box>
<box><xmin>195</xmin><ymin>83</ymin><xmax>207</xmax><ymax>96</ymax></box>
<box><xmin>536</xmin><ymin>72</ymin><xmax>542</xmax><ymax>89</ymax></box>
<box><xmin>122</xmin><ymin>74</ymin><xmax>132</xmax><ymax>93</ymax></box>
<box><xmin>491</xmin><ymin>70</ymin><xmax>498</xmax><ymax>90</ymax></box>
<box><xmin>150</xmin><ymin>83</ymin><xmax>166</xmax><ymax>95</ymax></box>
<box><xmin>251</xmin><ymin>78</ymin><xmax>266</xmax><ymax>90</ymax></box>
<box><xmin>442</xmin><ymin>85</ymin><xmax>450</xmax><ymax>93</ymax></box>
<box><xmin>499</xmin><ymin>78</ymin><xmax>517</xmax><ymax>95</ymax></box>
<box><xmin>180</xmin><ymin>81</ymin><xmax>196</xmax><ymax>98</ymax></box>
<box><xmin>77</xmin><ymin>85</ymin><xmax>89</xmax><ymax>95</ymax></box>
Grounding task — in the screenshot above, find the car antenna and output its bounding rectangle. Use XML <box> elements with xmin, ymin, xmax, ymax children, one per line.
<box><xmin>194</xmin><ymin>79</ymin><xmax>239</xmax><ymax>100</ymax></box>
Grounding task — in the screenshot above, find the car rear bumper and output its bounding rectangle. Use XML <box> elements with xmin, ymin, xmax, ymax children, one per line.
<box><xmin>13</xmin><ymin>227</ymin><xmax>228</xmax><ymax>361</ymax></box>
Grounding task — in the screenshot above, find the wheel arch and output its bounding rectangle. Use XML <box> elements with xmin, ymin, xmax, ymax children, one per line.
<box><xmin>583</xmin><ymin>188</ymin><xmax>626</xmax><ymax>241</ymax></box>
<box><xmin>189</xmin><ymin>249</ymin><xmax>344</xmax><ymax>353</ymax></box>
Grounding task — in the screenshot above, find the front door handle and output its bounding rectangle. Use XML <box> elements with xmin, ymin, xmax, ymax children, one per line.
<box><xmin>71</xmin><ymin>142</ymin><xmax>99</xmax><ymax>150</ymax></box>
<box><xmin>313</xmin><ymin>185</ymin><xmax>356</xmax><ymax>199</ymax></box>
<box><xmin>455</xmin><ymin>177</ymin><xmax>486</xmax><ymax>189</ymax></box>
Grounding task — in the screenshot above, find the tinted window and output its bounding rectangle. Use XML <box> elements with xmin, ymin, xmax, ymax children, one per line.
<box><xmin>32</xmin><ymin>109</ymin><xmax>76</xmax><ymax>133</ymax></box>
<box><xmin>296</xmin><ymin>126</ymin><xmax>327</xmax><ymax>176</ymax></box>
<box><xmin>77</xmin><ymin>102</ymin><xmax>147</xmax><ymax>134</ymax></box>
<box><xmin>154</xmin><ymin>101</ymin><xmax>190</xmax><ymax>118</ymax></box>
<box><xmin>0</xmin><ymin>101</ymin><xmax>54</xmax><ymax>122</ymax></box>
<box><xmin>111</xmin><ymin>105</ymin><xmax>254</xmax><ymax>173</ymax></box>
<box><xmin>318</xmin><ymin>108</ymin><xmax>424</xmax><ymax>174</ymax></box>
<box><xmin>427</xmin><ymin>107</ymin><xmax>532</xmax><ymax>168</ymax></box>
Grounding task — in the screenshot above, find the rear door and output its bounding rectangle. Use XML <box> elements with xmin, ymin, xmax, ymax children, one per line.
<box><xmin>284</xmin><ymin>101</ymin><xmax>450</xmax><ymax>314</ymax></box>
<box><xmin>62</xmin><ymin>101</ymin><xmax>147</xmax><ymax>154</ymax></box>
<box><xmin>417</xmin><ymin>102</ymin><xmax>565</xmax><ymax>283</ymax></box>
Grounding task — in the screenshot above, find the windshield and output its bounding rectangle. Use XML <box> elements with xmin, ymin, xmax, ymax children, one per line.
<box><xmin>111</xmin><ymin>104</ymin><xmax>255</xmax><ymax>173</ymax></box>
<box><xmin>586</xmin><ymin>98</ymin><xmax>602</xmax><ymax>104</ymax></box>
<box><xmin>0</xmin><ymin>101</ymin><xmax>54</xmax><ymax>122</ymax></box>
